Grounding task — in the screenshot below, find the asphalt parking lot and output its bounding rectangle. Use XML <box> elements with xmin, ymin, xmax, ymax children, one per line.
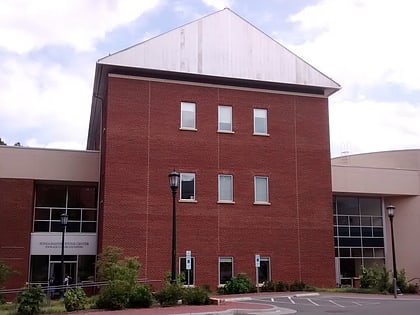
<box><xmin>245</xmin><ymin>292</ymin><xmax>420</xmax><ymax>315</ymax></box>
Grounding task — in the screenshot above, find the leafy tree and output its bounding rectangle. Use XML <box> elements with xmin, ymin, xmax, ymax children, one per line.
<box><xmin>0</xmin><ymin>138</ymin><xmax>6</xmax><ymax>145</ymax></box>
<box><xmin>0</xmin><ymin>261</ymin><xmax>15</xmax><ymax>284</ymax></box>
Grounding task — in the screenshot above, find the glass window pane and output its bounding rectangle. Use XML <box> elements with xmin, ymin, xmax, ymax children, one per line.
<box><xmin>373</xmin><ymin>227</ymin><xmax>383</xmax><ymax>237</ymax></box>
<box><xmin>180</xmin><ymin>173</ymin><xmax>195</xmax><ymax>200</ymax></box>
<box><xmin>51</xmin><ymin>209</ymin><xmax>65</xmax><ymax>220</ymax></box>
<box><xmin>350</xmin><ymin>227</ymin><xmax>361</xmax><ymax>236</ymax></box>
<box><xmin>180</xmin><ymin>257</ymin><xmax>195</xmax><ymax>285</ymax></box>
<box><xmin>51</xmin><ymin>221</ymin><xmax>63</xmax><ymax>232</ymax></box>
<box><xmin>82</xmin><ymin>210</ymin><xmax>97</xmax><ymax>221</ymax></box>
<box><xmin>336</xmin><ymin>196</ymin><xmax>359</xmax><ymax>215</ymax></box>
<box><xmin>351</xmin><ymin>248</ymin><xmax>362</xmax><ymax>257</ymax></box>
<box><xmin>218</xmin><ymin>105</ymin><xmax>232</xmax><ymax>131</ymax></box>
<box><xmin>254</xmin><ymin>109</ymin><xmax>267</xmax><ymax>134</ymax></box>
<box><xmin>34</xmin><ymin>221</ymin><xmax>50</xmax><ymax>232</ymax></box>
<box><xmin>68</xmin><ymin>209</ymin><xmax>81</xmax><ymax>221</ymax></box>
<box><xmin>255</xmin><ymin>176</ymin><xmax>268</xmax><ymax>202</ymax></box>
<box><xmin>219</xmin><ymin>257</ymin><xmax>233</xmax><ymax>285</ymax></box>
<box><xmin>339</xmin><ymin>248</ymin><xmax>350</xmax><ymax>257</ymax></box>
<box><xmin>181</xmin><ymin>102</ymin><xmax>196</xmax><ymax>129</ymax></box>
<box><xmin>36</xmin><ymin>185</ymin><xmax>66</xmax><ymax>207</ymax></box>
<box><xmin>35</xmin><ymin>208</ymin><xmax>50</xmax><ymax>220</ymax></box>
<box><xmin>339</xmin><ymin>237</ymin><xmax>361</xmax><ymax>247</ymax></box>
<box><xmin>362</xmin><ymin>227</ymin><xmax>372</xmax><ymax>237</ymax></box>
<box><xmin>258</xmin><ymin>257</ymin><xmax>270</xmax><ymax>283</ymax></box>
<box><xmin>337</xmin><ymin>216</ymin><xmax>348</xmax><ymax>225</ymax></box>
<box><xmin>349</xmin><ymin>216</ymin><xmax>360</xmax><ymax>226</ymax></box>
<box><xmin>372</xmin><ymin>217</ymin><xmax>383</xmax><ymax>226</ymax></box>
<box><xmin>30</xmin><ymin>255</ymin><xmax>49</xmax><ymax>282</ymax></box>
<box><xmin>82</xmin><ymin>222</ymin><xmax>97</xmax><ymax>233</ymax></box>
<box><xmin>78</xmin><ymin>255</ymin><xmax>96</xmax><ymax>282</ymax></box>
<box><xmin>361</xmin><ymin>217</ymin><xmax>371</xmax><ymax>226</ymax></box>
<box><xmin>338</xmin><ymin>227</ymin><xmax>349</xmax><ymax>236</ymax></box>
<box><xmin>374</xmin><ymin>248</ymin><xmax>385</xmax><ymax>257</ymax></box>
<box><xmin>67</xmin><ymin>222</ymin><xmax>81</xmax><ymax>233</ymax></box>
<box><xmin>68</xmin><ymin>186</ymin><xmax>97</xmax><ymax>208</ymax></box>
<box><xmin>362</xmin><ymin>238</ymin><xmax>384</xmax><ymax>247</ymax></box>
<box><xmin>219</xmin><ymin>175</ymin><xmax>233</xmax><ymax>201</ymax></box>
<box><xmin>359</xmin><ymin>197</ymin><xmax>381</xmax><ymax>216</ymax></box>
<box><xmin>363</xmin><ymin>248</ymin><xmax>374</xmax><ymax>257</ymax></box>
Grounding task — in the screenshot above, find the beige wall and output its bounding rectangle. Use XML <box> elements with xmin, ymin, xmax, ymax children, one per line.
<box><xmin>0</xmin><ymin>146</ymin><xmax>100</xmax><ymax>182</ymax></box>
<box><xmin>332</xmin><ymin>150</ymin><xmax>420</xmax><ymax>284</ymax></box>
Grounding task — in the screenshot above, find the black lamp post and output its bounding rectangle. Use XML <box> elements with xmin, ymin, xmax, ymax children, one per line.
<box><xmin>387</xmin><ymin>205</ymin><xmax>397</xmax><ymax>298</ymax></box>
<box><xmin>60</xmin><ymin>213</ymin><xmax>68</xmax><ymax>290</ymax></box>
<box><xmin>168</xmin><ymin>170</ymin><xmax>180</xmax><ymax>283</ymax></box>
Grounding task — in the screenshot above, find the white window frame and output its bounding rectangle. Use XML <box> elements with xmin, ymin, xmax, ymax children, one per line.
<box><xmin>218</xmin><ymin>174</ymin><xmax>233</xmax><ymax>203</ymax></box>
<box><xmin>180</xmin><ymin>102</ymin><xmax>196</xmax><ymax>130</ymax></box>
<box><xmin>218</xmin><ymin>256</ymin><xmax>234</xmax><ymax>286</ymax></box>
<box><xmin>179</xmin><ymin>256</ymin><xmax>195</xmax><ymax>286</ymax></box>
<box><xmin>254</xmin><ymin>176</ymin><xmax>269</xmax><ymax>204</ymax></box>
<box><xmin>180</xmin><ymin>173</ymin><xmax>196</xmax><ymax>201</ymax></box>
<box><xmin>218</xmin><ymin>105</ymin><xmax>233</xmax><ymax>132</ymax></box>
<box><xmin>253</xmin><ymin>108</ymin><xmax>268</xmax><ymax>135</ymax></box>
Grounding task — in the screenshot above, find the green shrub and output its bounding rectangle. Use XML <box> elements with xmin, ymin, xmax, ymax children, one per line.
<box><xmin>261</xmin><ymin>281</ymin><xmax>276</xmax><ymax>292</ymax></box>
<box><xmin>289</xmin><ymin>280</ymin><xmax>306</xmax><ymax>291</ymax></box>
<box><xmin>396</xmin><ymin>269</ymin><xmax>408</xmax><ymax>293</ymax></box>
<box><xmin>407</xmin><ymin>283</ymin><xmax>418</xmax><ymax>294</ymax></box>
<box><xmin>223</xmin><ymin>273</ymin><xmax>254</xmax><ymax>294</ymax></box>
<box><xmin>96</xmin><ymin>280</ymin><xmax>130</xmax><ymax>310</ymax></box>
<box><xmin>16</xmin><ymin>285</ymin><xmax>45</xmax><ymax>315</ymax></box>
<box><xmin>127</xmin><ymin>285</ymin><xmax>152</xmax><ymax>308</ymax></box>
<box><xmin>183</xmin><ymin>287</ymin><xmax>210</xmax><ymax>305</ymax></box>
<box><xmin>376</xmin><ymin>267</ymin><xmax>390</xmax><ymax>293</ymax></box>
<box><xmin>64</xmin><ymin>288</ymin><xmax>88</xmax><ymax>311</ymax></box>
<box><xmin>276</xmin><ymin>281</ymin><xmax>289</xmax><ymax>292</ymax></box>
<box><xmin>154</xmin><ymin>283</ymin><xmax>184</xmax><ymax>306</ymax></box>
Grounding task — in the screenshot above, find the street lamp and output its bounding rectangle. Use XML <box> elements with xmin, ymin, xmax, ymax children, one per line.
<box><xmin>60</xmin><ymin>213</ymin><xmax>68</xmax><ymax>291</ymax></box>
<box><xmin>168</xmin><ymin>170</ymin><xmax>180</xmax><ymax>283</ymax></box>
<box><xmin>387</xmin><ymin>205</ymin><xmax>397</xmax><ymax>298</ymax></box>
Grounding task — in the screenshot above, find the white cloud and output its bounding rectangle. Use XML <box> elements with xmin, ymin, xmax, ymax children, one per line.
<box><xmin>288</xmin><ymin>0</ymin><xmax>420</xmax><ymax>95</ymax></box>
<box><xmin>284</xmin><ymin>0</ymin><xmax>420</xmax><ymax>156</ymax></box>
<box><xmin>0</xmin><ymin>0</ymin><xmax>161</xmax><ymax>54</ymax></box>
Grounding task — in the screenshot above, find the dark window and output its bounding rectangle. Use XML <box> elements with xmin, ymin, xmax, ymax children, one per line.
<box><xmin>350</xmin><ymin>227</ymin><xmax>361</xmax><ymax>236</ymax></box>
<box><xmin>336</xmin><ymin>196</ymin><xmax>359</xmax><ymax>215</ymax></box>
<box><xmin>339</xmin><ymin>237</ymin><xmax>361</xmax><ymax>247</ymax></box>
<box><xmin>258</xmin><ymin>257</ymin><xmax>270</xmax><ymax>283</ymax></box>
<box><xmin>219</xmin><ymin>257</ymin><xmax>233</xmax><ymax>285</ymax></box>
<box><xmin>78</xmin><ymin>255</ymin><xmax>96</xmax><ymax>281</ymax></box>
<box><xmin>180</xmin><ymin>257</ymin><xmax>195</xmax><ymax>285</ymax></box>
<box><xmin>30</xmin><ymin>255</ymin><xmax>49</xmax><ymax>282</ymax></box>
<box><xmin>180</xmin><ymin>173</ymin><xmax>195</xmax><ymax>200</ymax></box>
<box><xmin>338</xmin><ymin>227</ymin><xmax>349</xmax><ymax>236</ymax></box>
<box><xmin>36</xmin><ymin>185</ymin><xmax>66</xmax><ymax>207</ymax></box>
<box><xmin>362</xmin><ymin>238</ymin><xmax>384</xmax><ymax>247</ymax></box>
<box><xmin>68</xmin><ymin>186</ymin><xmax>97</xmax><ymax>208</ymax></box>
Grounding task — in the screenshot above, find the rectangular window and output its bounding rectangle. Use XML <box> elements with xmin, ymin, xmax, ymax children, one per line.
<box><xmin>218</xmin><ymin>105</ymin><xmax>232</xmax><ymax>132</ymax></box>
<box><xmin>253</xmin><ymin>108</ymin><xmax>267</xmax><ymax>134</ymax></box>
<box><xmin>180</xmin><ymin>257</ymin><xmax>195</xmax><ymax>286</ymax></box>
<box><xmin>181</xmin><ymin>102</ymin><xmax>196</xmax><ymax>129</ymax></box>
<box><xmin>180</xmin><ymin>173</ymin><xmax>195</xmax><ymax>200</ymax></box>
<box><xmin>254</xmin><ymin>176</ymin><xmax>269</xmax><ymax>203</ymax></box>
<box><xmin>219</xmin><ymin>257</ymin><xmax>233</xmax><ymax>285</ymax></box>
<box><xmin>258</xmin><ymin>257</ymin><xmax>271</xmax><ymax>284</ymax></box>
<box><xmin>218</xmin><ymin>175</ymin><xmax>233</xmax><ymax>202</ymax></box>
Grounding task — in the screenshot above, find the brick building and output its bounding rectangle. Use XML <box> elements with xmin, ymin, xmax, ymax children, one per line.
<box><xmin>87</xmin><ymin>8</ymin><xmax>340</xmax><ymax>288</ymax></box>
<box><xmin>0</xmin><ymin>9</ymin><xmax>342</xmax><ymax>292</ymax></box>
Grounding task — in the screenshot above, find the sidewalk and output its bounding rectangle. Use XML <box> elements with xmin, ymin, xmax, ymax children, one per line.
<box><xmin>78</xmin><ymin>294</ymin><xmax>294</xmax><ymax>315</ymax></box>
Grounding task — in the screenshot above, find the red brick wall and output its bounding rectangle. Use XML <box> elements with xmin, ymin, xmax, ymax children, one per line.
<box><xmin>0</xmin><ymin>178</ymin><xmax>33</xmax><ymax>292</ymax></box>
<box><xmin>99</xmin><ymin>76</ymin><xmax>335</xmax><ymax>288</ymax></box>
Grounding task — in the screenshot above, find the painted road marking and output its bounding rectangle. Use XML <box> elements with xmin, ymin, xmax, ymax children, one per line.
<box><xmin>329</xmin><ymin>299</ymin><xmax>345</xmax><ymax>308</ymax></box>
<box><xmin>307</xmin><ymin>298</ymin><xmax>320</xmax><ymax>306</ymax></box>
<box><xmin>288</xmin><ymin>296</ymin><xmax>296</xmax><ymax>304</ymax></box>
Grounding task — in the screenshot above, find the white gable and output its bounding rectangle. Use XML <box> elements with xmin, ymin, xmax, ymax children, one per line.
<box><xmin>99</xmin><ymin>8</ymin><xmax>340</xmax><ymax>94</ymax></box>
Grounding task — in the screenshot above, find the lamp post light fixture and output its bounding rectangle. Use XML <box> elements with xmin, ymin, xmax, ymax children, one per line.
<box><xmin>387</xmin><ymin>204</ymin><xmax>398</xmax><ymax>298</ymax></box>
<box><xmin>168</xmin><ymin>170</ymin><xmax>180</xmax><ymax>283</ymax></box>
<box><xmin>60</xmin><ymin>212</ymin><xmax>69</xmax><ymax>291</ymax></box>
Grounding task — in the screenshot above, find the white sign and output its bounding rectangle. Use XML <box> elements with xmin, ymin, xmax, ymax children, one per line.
<box><xmin>30</xmin><ymin>233</ymin><xmax>97</xmax><ymax>255</ymax></box>
<box><xmin>255</xmin><ymin>254</ymin><xmax>260</xmax><ymax>268</ymax></box>
<box><xmin>186</xmin><ymin>250</ymin><xmax>192</xmax><ymax>270</ymax></box>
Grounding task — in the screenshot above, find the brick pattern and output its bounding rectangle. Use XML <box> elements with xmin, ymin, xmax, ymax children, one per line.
<box><xmin>0</xmin><ymin>178</ymin><xmax>34</xmax><ymax>291</ymax></box>
<box><xmin>99</xmin><ymin>76</ymin><xmax>335</xmax><ymax>288</ymax></box>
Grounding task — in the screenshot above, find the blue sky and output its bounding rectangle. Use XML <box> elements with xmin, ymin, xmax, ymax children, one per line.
<box><xmin>1</xmin><ymin>0</ymin><xmax>419</xmax><ymax>157</ymax></box>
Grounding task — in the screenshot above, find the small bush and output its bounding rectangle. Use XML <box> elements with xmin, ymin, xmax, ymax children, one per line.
<box><xmin>396</xmin><ymin>269</ymin><xmax>408</xmax><ymax>293</ymax></box>
<box><xmin>276</xmin><ymin>281</ymin><xmax>289</xmax><ymax>292</ymax></box>
<box><xmin>407</xmin><ymin>283</ymin><xmax>418</xmax><ymax>294</ymax></box>
<box><xmin>16</xmin><ymin>285</ymin><xmax>45</xmax><ymax>315</ymax></box>
<box><xmin>64</xmin><ymin>288</ymin><xmax>88</xmax><ymax>311</ymax></box>
<box><xmin>261</xmin><ymin>281</ymin><xmax>276</xmax><ymax>292</ymax></box>
<box><xmin>223</xmin><ymin>273</ymin><xmax>254</xmax><ymax>294</ymax></box>
<box><xmin>155</xmin><ymin>283</ymin><xmax>184</xmax><ymax>307</ymax></box>
<box><xmin>96</xmin><ymin>280</ymin><xmax>130</xmax><ymax>310</ymax></box>
<box><xmin>183</xmin><ymin>287</ymin><xmax>210</xmax><ymax>305</ymax></box>
<box><xmin>289</xmin><ymin>280</ymin><xmax>306</xmax><ymax>291</ymax></box>
<box><xmin>127</xmin><ymin>285</ymin><xmax>152</xmax><ymax>308</ymax></box>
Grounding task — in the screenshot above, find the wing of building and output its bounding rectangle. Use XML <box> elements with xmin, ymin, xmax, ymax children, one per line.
<box><xmin>6</xmin><ymin>8</ymin><xmax>418</xmax><ymax>294</ymax></box>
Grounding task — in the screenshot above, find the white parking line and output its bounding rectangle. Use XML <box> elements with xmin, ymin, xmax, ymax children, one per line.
<box><xmin>329</xmin><ymin>299</ymin><xmax>345</xmax><ymax>308</ymax></box>
<box><xmin>307</xmin><ymin>298</ymin><xmax>320</xmax><ymax>306</ymax></box>
<box><xmin>288</xmin><ymin>296</ymin><xmax>296</xmax><ymax>304</ymax></box>
<box><xmin>352</xmin><ymin>301</ymin><xmax>363</xmax><ymax>306</ymax></box>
